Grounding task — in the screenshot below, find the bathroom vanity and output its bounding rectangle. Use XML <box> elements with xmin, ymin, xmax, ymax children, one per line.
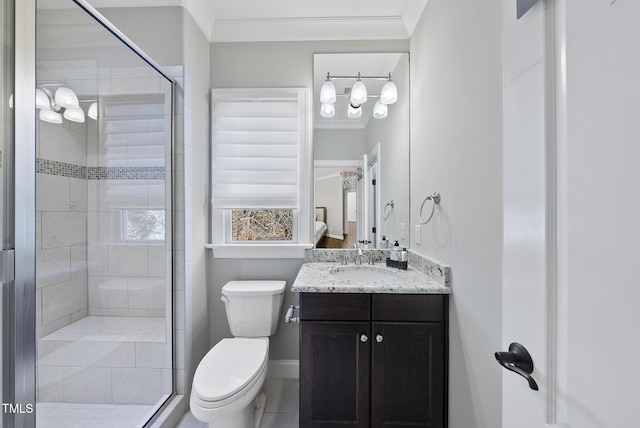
<box><xmin>292</xmin><ymin>258</ymin><xmax>451</xmax><ymax>428</ymax></box>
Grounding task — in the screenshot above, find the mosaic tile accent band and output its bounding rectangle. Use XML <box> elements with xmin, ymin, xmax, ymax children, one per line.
<box><xmin>37</xmin><ymin>158</ymin><xmax>87</xmax><ymax>179</ymax></box>
<box><xmin>88</xmin><ymin>166</ymin><xmax>165</xmax><ymax>180</ymax></box>
<box><xmin>36</xmin><ymin>158</ymin><xmax>165</xmax><ymax>180</ymax></box>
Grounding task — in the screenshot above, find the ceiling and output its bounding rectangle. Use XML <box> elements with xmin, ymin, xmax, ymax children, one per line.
<box><xmin>81</xmin><ymin>0</ymin><xmax>429</xmax><ymax>42</ymax></box>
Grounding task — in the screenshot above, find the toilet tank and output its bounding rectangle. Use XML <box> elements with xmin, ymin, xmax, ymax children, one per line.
<box><xmin>221</xmin><ymin>280</ymin><xmax>286</xmax><ymax>337</ymax></box>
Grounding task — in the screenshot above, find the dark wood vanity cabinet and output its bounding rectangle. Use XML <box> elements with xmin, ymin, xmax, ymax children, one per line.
<box><xmin>299</xmin><ymin>293</ymin><xmax>448</xmax><ymax>428</ymax></box>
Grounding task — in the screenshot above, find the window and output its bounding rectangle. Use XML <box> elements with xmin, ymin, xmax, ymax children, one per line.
<box><xmin>210</xmin><ymin>88</ymin><xmax>312</xmax><ymax>256</ymax></box>
<box><xmin>123</xmin><ymin>209</ymin><xmax>165</xmax><ymax>242</ymax></box>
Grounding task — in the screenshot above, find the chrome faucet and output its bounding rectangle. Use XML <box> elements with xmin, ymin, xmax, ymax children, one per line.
<box><xmin>353</xmin><ymin>243</ymin><xmax>363</xmax><ymax>265</ymax></box>
<box><xmin>354</xmin><ymin>240</ymin><xmax>372</xmax><ymax>265</ymax></box>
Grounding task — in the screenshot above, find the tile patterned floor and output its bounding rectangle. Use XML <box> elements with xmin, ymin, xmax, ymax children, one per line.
<box><xmin>36</xmin><ymin>402</ymin><xmax>155</xmax><ymax>428</ymax></box>
<box><xmin>176</xmin><ymin>379</ymin><xmax>299</xmax><ymax>428</ymax></box>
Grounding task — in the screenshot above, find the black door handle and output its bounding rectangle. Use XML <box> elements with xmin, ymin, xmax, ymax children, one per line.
<box><xmin>495</xmin><ymin>342</ymin><xmax>539</xmax><ymax>391</ymax></box>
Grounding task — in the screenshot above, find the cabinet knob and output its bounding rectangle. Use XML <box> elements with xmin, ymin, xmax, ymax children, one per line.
<box><xmin>360</xmin><ymin>334</ymin><xmax>369</xmax><ymax>343</ymax></box>
<box><xmin>376</xmin><ymin>334</ymin><xmax>384</xmax><ymax>343</ymax></box>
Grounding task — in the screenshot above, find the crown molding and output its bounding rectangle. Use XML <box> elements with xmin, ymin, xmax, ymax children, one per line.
<box><xmin>182</xmin><ymin>0</ymin><xmax>216</xmax><ymax>41</ymax></box>
<box><xmin>64</xmin><ymin>1</ymin><xmax>424</xmax><ymax>43</ymax></box>
<box><xmin>210</xmin><ymin>16</ymin><xmax>410</xmax><ymax>43</ymax></box>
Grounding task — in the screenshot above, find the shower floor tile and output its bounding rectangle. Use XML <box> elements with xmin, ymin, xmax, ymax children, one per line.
<box><xmin>36</xmin><ymin>402</ymin><xmax>155</xmax><ymax>428</ymax></box>
<box><xmin>40</xmin><ymin>316</ymin><xmax>166</xmax><ymax>343</ymax></box>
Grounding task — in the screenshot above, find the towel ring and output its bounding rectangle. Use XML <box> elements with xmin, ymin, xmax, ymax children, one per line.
<box><xmin>383</xmin><ymin>200</ymin><xmax>394</xmax><ymax>220</ymax></box>
<box><xmin>419</xmin><ymin>192</ymin><xmax>441</xmax><ymax>225</ymax></box>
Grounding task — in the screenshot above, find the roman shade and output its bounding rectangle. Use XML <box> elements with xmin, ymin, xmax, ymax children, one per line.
<box><xmin>211</xmin><ymin>91</ymin><xmax>303</xmax><ymax>209</ymax></box>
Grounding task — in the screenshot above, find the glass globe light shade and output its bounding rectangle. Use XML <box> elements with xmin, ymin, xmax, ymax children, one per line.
<box><xmin>64</xmin><ymin>107</ymin><xmax>86</xmax><ymax>123</ymax></box>
<box><xmin>350</xmin><ymin>79</ymin><xmax>368</xmax><ymax>105</ymax></box>
<box><xmin>88</xmin><ymin>102</ymin><xmax>98</xmax><ymax>120</ymax></box>
<box><xmin>373</xmin><ymin>100</ymin><xmax>388</xmax><ymax>119</ymax></box>
<box><xmin>320</xmin><ymin>103</ymin><xmax>335</xmax><ymax>118</ymax></box>
<box><xmin>55</xmin><ymin>86</ymin><xmax>79</xmax><ymax>109</ymax></box>
<box><xmin>36</xmin><ymin>88</ymin><xmax>51</xmax><ymax>109</ymax></box>
<box><xmin>380</xmin><ymin>80</ymin><xmax>398</xmax><ymax>105</ymax></box>
<box><xmin>347</xmin><ymin>103</ymin><xmax>362</xmax><ymax>119</ymax></box>
<box><xmin>39</xmin><ymin>109</ymin><xmax>63</xmax><ymax>124</ymax></box>
<box><xmin>320</xmin><ymin>79</ymin><xmax>336</xmax><ymax>104</ymax></box>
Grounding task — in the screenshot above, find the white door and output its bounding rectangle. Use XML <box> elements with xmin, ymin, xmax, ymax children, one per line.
<box><xmin>346</xmin><ymin>192</ymin><xmax>357</xmax><ymax>222</ymax></box>
<box><xmin>503</xmin><ymin>1</ymin><xmax>640</xmax><ymax>427</ymax></box>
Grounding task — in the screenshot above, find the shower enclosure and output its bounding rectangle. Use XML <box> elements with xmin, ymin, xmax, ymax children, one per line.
<box><xmin>3</xmin><ymin>1</ymin><xmax>176</xmax><ymax>427</ymax></box>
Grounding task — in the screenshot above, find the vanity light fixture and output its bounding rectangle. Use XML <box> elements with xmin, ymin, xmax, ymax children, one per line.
<box><xmin>319</xmin><ymin>73</ymin><xmax>336</xmax><ymax>104</ymax></box>
<box><xmin>320</xmin><ymin>102</ymin><xmax>335</xmax><ymax>118</ymax></box>
<box><xmin>34</xmin><ymin>85</ymin><xmax>94</xmax><ymax>124</ymax></box>
<box><xmin>347</xmin><ymin>102</ymin><xmax>362</xmax><ymax>119</ymax></box>
<box><xmin>63</xmin><ymin>106</ymin><xmax>86</xmax><ymax>123</ymax></box>
<box><xmin>318</xmin><ymin>72</ymin><xmax>398</xmax><ymax>119</ymax></box>
<box><xmin>39</xmin><ymin>108</ymin><xmax>63</xmax><ymax>124</ymax></box>
<box><xmin>88</xmin><ymin>101</ymin><xmax>98</xmax><ymax>120</ymax></box>
<box><xmin>380</xmin><ymin>76</ymin><xmax>398</xmax><ymax>105</ymax></box>
<box><xmin>349</xmin><ymin>73</ymin><xmax>368</xmax><ymax>106</ymax></box>
<box><xmin>36</xmin><ymin>89</ymin><xmax>50</xmax><ymax>109</ymax></box>
<box><xmin>54</xmin><ymin>86</ymin><xmax>80</xmax><ymax>109</ymax></box>
<box><xmin>372</xmin><ymin>100</ymin><xmax>388</xmax><ymax>119</ymax></box>
<box><xmin>9</xmin><ymin>86</ymin><xmax>89</xmax><ymax>125</ymax></box>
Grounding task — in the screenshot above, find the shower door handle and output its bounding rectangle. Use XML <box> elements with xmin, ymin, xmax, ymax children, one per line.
<box><xmin>0</xmin><ymin>249</ymin><xmax>15</xmax><ymax>283</ymax></box>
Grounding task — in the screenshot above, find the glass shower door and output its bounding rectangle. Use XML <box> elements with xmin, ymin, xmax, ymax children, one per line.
<box><xmin>34</xmin><ymin>1</ymin><xmax>175</xmax><ymax>426</ymax></box>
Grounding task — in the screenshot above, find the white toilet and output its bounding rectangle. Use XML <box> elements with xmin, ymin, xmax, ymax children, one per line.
<box><xmin>190</xmin><ymin>280</ymin><xmax>286</xmax><ymax>428</ymax></box>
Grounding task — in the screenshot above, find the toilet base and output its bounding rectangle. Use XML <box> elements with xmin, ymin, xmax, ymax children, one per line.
<box><xmin>207</xmin><ymin>391</ymin><xmax>267</xmax><ymax>428</ymax></box>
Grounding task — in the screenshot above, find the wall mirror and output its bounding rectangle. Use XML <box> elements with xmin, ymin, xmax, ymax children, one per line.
<box><xmin>312</xmin><ymin>53</ymin><xmax>410</xmax><ymax>249</ymax></box>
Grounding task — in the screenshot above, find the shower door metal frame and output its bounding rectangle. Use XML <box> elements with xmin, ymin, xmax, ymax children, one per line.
<box><xmin>4</xmin><ymin>0</ymin><xmax>177</xmax><ymax>426</ymax></box>
<box><xmin>3</xmin><ymin>0</ymin><xmax>37</xmax><ymax>427</ymax></box>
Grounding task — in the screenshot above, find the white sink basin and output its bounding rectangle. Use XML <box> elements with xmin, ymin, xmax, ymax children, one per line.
<box><xmin>329</xmin><ymin>266</ymin><xmax>397</xmax><ymax>282</ymax></box>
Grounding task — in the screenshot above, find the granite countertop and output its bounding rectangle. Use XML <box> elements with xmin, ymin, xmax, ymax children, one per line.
<box><xmin>292</xmin><ymin>262</ymin><xmax>451</xmax><ymax>294</ymax></box>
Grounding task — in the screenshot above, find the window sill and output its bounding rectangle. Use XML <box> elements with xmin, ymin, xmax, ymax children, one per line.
<box><xmin>205</xmin><ymin>244</ymin><xmax>313</xmax><ymax>259</ymax></box>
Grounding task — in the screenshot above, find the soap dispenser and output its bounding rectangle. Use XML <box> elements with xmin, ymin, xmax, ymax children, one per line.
<box><xmin>391</xmin><ymin>240</ymin><xmax>401</xmax><ymax>261</ymax></box>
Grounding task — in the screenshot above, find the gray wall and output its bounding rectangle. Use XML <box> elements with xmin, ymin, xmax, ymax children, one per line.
<box><xmin>99</xmin><ymin>7</ymin><xmax>183</xmax><ymax>67</ymax></box>
<box><xmin>313</xmin><ymin>128</ymin><xmax>366</xmax><ymax>161</ymax></box>
<box><xmin>181</xmin><ymin>9</ymin><xmax>211</xmax><ymax>398</ymax></box>
<box><xmin>364</xmin><ymin>54</ymin><xmax>410</xmax><ymax>244</ymax></box>
<box><xmin>409</xmin><ymin>0</ymin><xmax>503</xmax><ymax>427</ymax></box>
<box><xmin>209</xmin><ymin>39</ymin><xmax>408</xmax><ymax>360</ymax></box>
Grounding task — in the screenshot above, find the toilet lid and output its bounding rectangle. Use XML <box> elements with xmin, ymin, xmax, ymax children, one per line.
<box><xmin>193</xmin><ymin>338</ymin><xmax>268</xmax><ymax>403</ymax></box>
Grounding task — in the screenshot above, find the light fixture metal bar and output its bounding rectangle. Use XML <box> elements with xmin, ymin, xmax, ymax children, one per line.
<box><xmin>327</xmin><ymin>74</ymin><xmax>391</xmax><ymax>81</ymax></box>
<box><xmin>336</xmin><ymin>94</ymin><xmax>382</xmax><ymax>98</ymax></box>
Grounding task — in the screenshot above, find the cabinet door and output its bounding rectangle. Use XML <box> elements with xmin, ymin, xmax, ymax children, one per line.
<box><xmin>300</xmin><ymin>322</ymin><xmax>371</xmax><ymax>428</ymax></box>
<box><xmin>372</xmin><ymin>322</ymin><xmax>445</xmax><ymax>428</ymax></box>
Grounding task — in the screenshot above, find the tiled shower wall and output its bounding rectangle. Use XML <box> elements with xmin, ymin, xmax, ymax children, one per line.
<box><xmin>36</xmin><ymin>62</ymin><xmax>173</xmax><ymax>337</ymax></box>
<box><xmin>36</xmin><ymin>121</ymin><xmax>89</xmax><ymax>339</ymax></box>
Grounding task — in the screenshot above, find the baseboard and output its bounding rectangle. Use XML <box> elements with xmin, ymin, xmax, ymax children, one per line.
<box><xmin>327</xmin><ymin>233</ymin><xmax>343</xmax><ymax>240</ymax></box>
<box><xmin>267</xmin><ymin>359</ymin><xmax>299</xmax><ymax>379</ymax></box>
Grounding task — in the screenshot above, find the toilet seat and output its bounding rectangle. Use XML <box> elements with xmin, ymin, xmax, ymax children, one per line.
<box><xmin>192</xmin><ymin>337</ymin><xmax>268</xmax><ymax>408</ymax></box>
